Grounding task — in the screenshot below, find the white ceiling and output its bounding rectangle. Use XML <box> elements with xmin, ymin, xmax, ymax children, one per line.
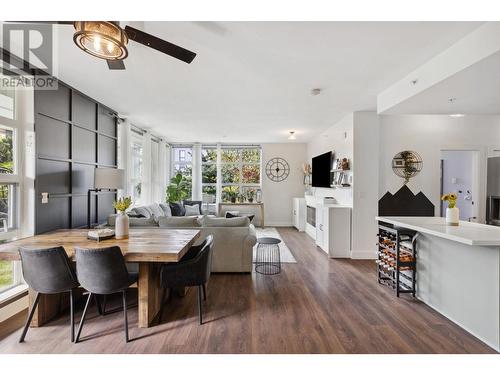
<box><xmin>381</xmin><ymin>49</ymin><xmax>500</xmax><ymax>115</ymax></box>
<box><xmin>53</xmin><ymin>22</ymin><xmax>482</xmax><ymax>143</ymax></box>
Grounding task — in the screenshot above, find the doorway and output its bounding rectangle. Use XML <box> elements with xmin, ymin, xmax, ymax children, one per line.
<box><xmin>440</xmin><ymin>150</ymin><xmax>480</xmax><ymax>221</ymax></box>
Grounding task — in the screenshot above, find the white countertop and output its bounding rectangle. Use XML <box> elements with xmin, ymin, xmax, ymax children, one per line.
<box><xmin>376</xmin><ymin>216</ymin><xmax>500</xmax><ymax>246</ymax></box>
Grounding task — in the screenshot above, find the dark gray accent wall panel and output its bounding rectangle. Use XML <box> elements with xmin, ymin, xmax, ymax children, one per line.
<box><xmin>35</xmin><ymin>82</ymin><xmax>118</xmax><ymax>234</ymax></box>
<box><xmin>98</xmin><ymin>135</ymin><xmax>117</xmax><ymax>166</ymax></box>
<box><xmin>35</xmin><ymin>85</ymin><xmax>71</xmax><ymax>121</ymax></box>
<box><xmin>37</xmin><ymin>159</ymin><xmax>71</xmax><ymax>194</ymax></box>
<box><xmin>36</xmin><ymin>198</ymin><xmax>70</xmax><ymax>234</ymax></box>
<box><xmin>72</xmin><ymin>92</ymin><xmax>97</xmax><ymax>129</ymax></box>
<box><xmin>99</xmin><ymin>106</ymin><xmax>116</xmax><ymax>137</ymax></box>
<box><xmin>36</xmin><ymin>115</ymin><xmax>70</xmax><ymax>159</ymax></box>
<box><xmin>73</xmin><ymin>127</ymin><xmax>96</xmax><ymax>163</ymax></box>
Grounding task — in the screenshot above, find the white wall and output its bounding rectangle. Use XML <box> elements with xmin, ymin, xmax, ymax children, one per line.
<box><xmin>379</xmin><ymin>115</ymin><xmax>500</xmax><ymax>223</ymax></box>
<box><xmin>262</xmin><ymin>143</ymin><xmax>307</xmax><ymax>226</ymax></box>
<box><xmin>352</xmin><ymin>112</ymin><xmax>379</xmax><ymax>258</ymax></box>
<box><xmin>306</xmin><ymin>113</ymin><xmax>354</xmax><ymax>206</ymax></box>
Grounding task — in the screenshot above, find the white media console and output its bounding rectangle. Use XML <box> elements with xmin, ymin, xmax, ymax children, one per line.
<box><xmin>293</xmin><ymin>195</ymin><xmax>352</xmax><ymax>258</ymax></box>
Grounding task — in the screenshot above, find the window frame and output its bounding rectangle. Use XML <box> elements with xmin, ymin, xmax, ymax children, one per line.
<box><xmin>0</xmin><ymin>81</ymin><xmax>23</xmax><ymax>296</ymax></box>
<box><xmin>170</xmin><ymin>145</ymin><xmax>193</xmax><ymax>200</ymax></box>
<box><xmin>129</xmin><ymin>132</ymin><xmax>144</xmax><ymax>205</ymax></box>
<box><xmin>201</xmin><ymin>145</ymin><xmax>217</xmax><ymax>202</ymax></box>
<box><xmin>220</xmin><ymin>146</ymin><xmax>261</xmax><ymax>201</ymax></box>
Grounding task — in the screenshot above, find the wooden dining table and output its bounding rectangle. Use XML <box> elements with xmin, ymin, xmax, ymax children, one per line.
<box><xmin>0</xmin><ymin>228</ymin><xmax>201</xmax><ymax>328</ymax></box>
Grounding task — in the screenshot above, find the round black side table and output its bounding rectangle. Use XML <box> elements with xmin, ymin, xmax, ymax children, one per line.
<box><xmin>255</xmin><ymin>237</ymin><xmax>281</xmax><ymax>275</ymax></box>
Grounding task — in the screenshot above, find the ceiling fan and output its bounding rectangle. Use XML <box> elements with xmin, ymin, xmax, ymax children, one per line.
<box><xmin>14</xmin><ymin>21</ymin><xmax>197</xmax><ymax>70</ymax></box>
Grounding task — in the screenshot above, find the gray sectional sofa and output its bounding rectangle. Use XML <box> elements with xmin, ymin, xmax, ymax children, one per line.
<box><xmin>107</xmin><ymin>203</ymin><xmax>256</xmax><ymax>273</ymax></box>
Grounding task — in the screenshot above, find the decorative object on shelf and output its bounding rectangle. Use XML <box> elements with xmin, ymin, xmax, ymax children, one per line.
<box><xmin>246</xmin><ymin>188</ymin><xmax>256</xmax><ymax>203</ymax></box>
<box><xmin>256</xmin><ymin>189</ymin><xmax>263</xmax><ymax>203</ymax></box>
<box><xmin>302</xmin><ymin>163</ymin><xmax>312</xmax><ymax>185</ymax></box>
<box><xmin>392</xmin><ymin>150</ymin><xmax>423</xmax><ymax>184</ymax></box>
<box><xmin>113</xmin><ymin>196</ymin><xmax>132</xmax><ymax>239</ymax></box>
<box><xmin>166</xmin><ymin>173</ymin><xmax>190</xmax><ymax>203</ymax></box>
<box><xmin>87</xmin><ymin>228</ymin><xmax>115</xmax><ymax>241</ymax></box>
<box><xmin>341</xmin><ymin>158</ymin><xmax>350</xmax><ymax>171</ymax></box>
<box><xmin>266</xmin><ymin>157</ymin><xmax>290</xmax><ymax>182</ymax></box>
<box><xmin>222</xmin><ymin>186</ymin><xmax>239</xmax><ymax>203</ymax></box>
<box><xmin>442</xmin><ymin>193</ymin><xmax>459</xmax><ymax>226</ymax></box>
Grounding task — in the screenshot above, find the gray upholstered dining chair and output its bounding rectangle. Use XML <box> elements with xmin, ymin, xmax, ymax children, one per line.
<box><xmin>159</xmin><ymin>235</ymin><xmax>214</xmax><ymax>325</ymax></box>
<box><xmin>74</xmin><ymin>246</ymin><xmax>138</xmax><ymax>343</ymax></box>
<box><xmin>18</xmin><ymin>246</ymin><xmax>80</xmax><ymax>343</ymax></box>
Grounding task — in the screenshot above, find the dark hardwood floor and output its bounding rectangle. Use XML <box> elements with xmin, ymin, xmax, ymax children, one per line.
<box><xmin>0</xmin><ymin>227</ymin><xmax>495</xmax><ymax>354</ymax></box>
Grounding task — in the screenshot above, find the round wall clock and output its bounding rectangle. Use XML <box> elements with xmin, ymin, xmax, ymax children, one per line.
<box><xmin>266</xmin><ymin>157</ymin><xmax>290</xmax><ymax>182</ymax></box>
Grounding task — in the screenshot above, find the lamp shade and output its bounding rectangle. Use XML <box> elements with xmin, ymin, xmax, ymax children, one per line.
<box><xmin>94</xmin><ymin>168</ymin><xmax>124</xmax><ymax>189</ymax></box>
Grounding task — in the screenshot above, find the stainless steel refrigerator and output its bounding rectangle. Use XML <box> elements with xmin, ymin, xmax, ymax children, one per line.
<box><xmin>487</xmin><ymin>156</ymin><xmax>500</xmax><ymax>226</ymax></box>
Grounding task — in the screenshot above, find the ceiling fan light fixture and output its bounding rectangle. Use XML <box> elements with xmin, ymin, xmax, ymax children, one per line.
<box><xmin>288</xmin><ymin>131</ymin><xmax>296</xmax><ymax>140</ymax></box>
<box><xmin>73</xmin><ymin>21</ymin><xmax>128</xmax><ymax>60</ymax></box>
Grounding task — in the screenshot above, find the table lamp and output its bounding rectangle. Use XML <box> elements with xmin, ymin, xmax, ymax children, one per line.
<box><xmin>88</xmin><ymin>168</ymin><xmax>125</xmax><ymax>228</ymax></box>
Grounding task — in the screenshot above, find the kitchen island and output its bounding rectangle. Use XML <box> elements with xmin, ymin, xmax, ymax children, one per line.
<box><xmin>376</xmin><ymin>216</ymin><xmax>500</xmax><ymax>352</ymax></box>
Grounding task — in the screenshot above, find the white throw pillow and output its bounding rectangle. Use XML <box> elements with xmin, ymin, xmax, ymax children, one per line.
<box><xmin>184</xmin><ymin>204</ymin><xmax>201</xmax><ymax>216</ymax></box>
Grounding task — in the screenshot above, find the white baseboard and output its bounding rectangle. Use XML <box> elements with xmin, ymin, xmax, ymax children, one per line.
<box><xmin>350</xmin><ymin>250</ymin><xmax>377</xmax><ymax>260</ymax></box>
<box><xmin>265</xmin><ymin>221</ymin><xmax>293</xmax><ymax>227</ymax></box>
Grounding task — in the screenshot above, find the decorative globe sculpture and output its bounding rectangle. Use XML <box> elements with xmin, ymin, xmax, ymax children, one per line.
<box><xmin>392</xmin><ymin>150</ymin><xmax>423</xmax><ymax>184</ymax></box>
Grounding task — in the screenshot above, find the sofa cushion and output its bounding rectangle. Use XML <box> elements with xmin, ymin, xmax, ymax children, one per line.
<box><xmin>226</xmin><ymin>212</ymin><xmax>255</xmax><ymax>222</ymax></box>
<box><xmin>199</xmin><ymin>216</ymin><xmax>250</xmax><ymax>227</ymax></box>
<box><xmin>184</xmin><ymin>204</ymin><xmax>201</xmax><ymax>216</ymax></box>
<box><xmin>183</xmin><ymin>200</ymin><xmax>202</xmax><ymax>213</ymax></box>
<box><xmin>108</xmin><ymin>214</ymin><xmax>157</xmax><ymax>227</ymax></box>
<box><xmin>158</xmin><ymin>216</ymin><xmax>201</xmax><ymax>228</ymax></box>
<box><xmin>159</xmin><ymin>203</ymin><xmax>172</xmax><ymax>217</ymax></box>
<box><xmin>131</xmin><ymin>206</ymin><xmax>153</xmax><ymax>219</ymax></box>
<box><xmin>169</xmin><ymin>202</ymin><xmax>185</xmax><ymax>216</ymax></box>
<box><xmin>147</xmin><ymin>203</ymin><xmax>164</xmax><ymax>219</ymax></box>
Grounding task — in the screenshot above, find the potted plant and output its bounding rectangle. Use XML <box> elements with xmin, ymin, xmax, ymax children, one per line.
<box><xmin>246</xmin><ymin>188</ymin><xmax>256</xmax><ymax>203</ymax></box>
<box><xmin>113</xmin><ymin>196</ymin><xmax>132</xmax><ymax>239</ymax></box>
<box><xmin>223</xmin><ymin>186</ymin><xmax>239</xmax><ymax>203</ymax></box>
<box><xmin>166</xmin><ymin>173</ymin><xmax>190</xmax><ymax>203</ymax></box>
<box><xmin>442</xmin><ymin>193</ymin><xmax>459</xmax><ymax>226</ymax></box>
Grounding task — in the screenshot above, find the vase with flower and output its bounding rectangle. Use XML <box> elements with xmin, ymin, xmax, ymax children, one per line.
<box><xmin>113</xmin><ymin>196</ymin><xmax>132</xmax><ymax>239</ymax></box>
<box><xmin>441</xmin><ymin>193</ymin><xmax>459</xmax><ymax>226</ymax></box>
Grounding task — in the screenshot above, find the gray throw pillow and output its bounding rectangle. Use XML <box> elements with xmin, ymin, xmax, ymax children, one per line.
<box><xmin>147</xmin><ymin>203</ymin><xmax>164</xmax><ymax>219</ymax></box>
<box><xmin>132</xmin><ymin>206</ymin><xmax>152</xmax><ymax>219</ymax></box>
<box><xmin>184</xmin><ymin>204</ymin><xmax>201</xmax><ymax>216</ymax></box>
<box><xmin>159</xmin><ymin>203</ymin><xmax>172</xmax><ymax>217</ymax></box>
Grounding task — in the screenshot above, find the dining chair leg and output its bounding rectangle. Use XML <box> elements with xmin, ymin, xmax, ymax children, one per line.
<box><xmin>102</xmin><ymin>295</ymin><xmax>107</xmax><ymax>315</ymax></box>
<box><xmin>75</xmin><ymin>293</ymin><xmax>93</xmax><ymax>343</ymax></box>
<box><xmin>19</xmin><ymin>292</ymin><xmax>41</xmax><ymax>343</ymax></box>
<box><xmin>94</xmin><ymin>294</ymin><xmax>103</xmax><ymax>315</ymax></box>
<box><xmin>197</xmin><ymin>285</ymin><xmax>203</xmax><ymax>325</ymax></box>
<box><xmin>202</xmin><ymin>283</ymin><xmax>207</xmax><ymax>301</ymax></box>
<box><xmin>122</xmin><ymin>290</ymin><xmax>129</xmax><ymax>343</ymax></box>
<box><xmin>69</xmin><ymin>289</ymin><xmax>75</xmax><ymax>342</ymax></box>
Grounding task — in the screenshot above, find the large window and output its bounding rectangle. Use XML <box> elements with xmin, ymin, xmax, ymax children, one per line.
<box><xmin>221</xmin><ymin>147</ymin><xmax>261</xmax><ymax>201</ymax></box>
<box><xmin>171</xmin><ymin>145</ymin><xmax>193</xmax><ymax>199</ymax></box>
<box><xmin>201</xmin><ymin>146</ymin><xmax>217</xmax><ymax>202</ymax></box>
<box><xmin>130</xmin><ymin>135</ymin><xmax>144</xmax><ymax>204</ymax></box>
<box><xmin>0</xmin><ymin>84</ymin><xmax>22</xmax><ymax>295</ymax></box>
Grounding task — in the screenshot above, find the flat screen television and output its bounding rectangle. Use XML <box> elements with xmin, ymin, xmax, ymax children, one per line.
<box><xmin>312</xmin><ymin>151</ymin><xmax>332</xmax><ymax>187</ymax></box>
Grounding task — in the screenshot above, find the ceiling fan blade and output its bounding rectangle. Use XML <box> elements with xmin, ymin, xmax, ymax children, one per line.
<box><xmin>107</xmin><ymin>60</ymin><xmax>126</xmax><ymax>70</ymax></box>
<box><xmin>7</xmin><ymin>21</ymin><xmax>74</xmax><ymax>25</ymax></box>
<box><xmin>124</xmin><ymin>25</ymin><xmax>196</xmax><ymax>64</ymax></box>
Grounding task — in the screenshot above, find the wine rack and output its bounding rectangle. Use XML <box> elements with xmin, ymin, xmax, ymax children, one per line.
<box><xmin>376</xmin><ymin>223</ymin><xmax>418</xmax><ymax>297</ymax></box>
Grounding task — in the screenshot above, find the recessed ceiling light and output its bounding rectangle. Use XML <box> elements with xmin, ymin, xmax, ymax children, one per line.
<box><xmin>311</xmin><ymin>88</ymin><xmax>321</xmax><ymax>96</ymax></box>
<box><xmin>448</xmin><ymin>97</ymin><xmax>457</xmax><ymax>103</ymax></box>
<box><xmin>449</xmin><ymin>114</ymin><xmax>465</xmax><ymax>118</ymax></box>
<box><xmin>288</xmin><ymin>131</ymin><xmax>296</xmax><ymax>140</ymax></box>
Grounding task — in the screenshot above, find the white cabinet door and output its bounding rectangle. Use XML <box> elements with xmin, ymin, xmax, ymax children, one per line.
<box><xmin>315</xmin><ymin>205</ymin><xmax>326</xmax><ymax>251</ymax></box>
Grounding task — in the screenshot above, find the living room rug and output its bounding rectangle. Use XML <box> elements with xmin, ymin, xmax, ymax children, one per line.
<box><xmin>253</xmin><ymin>227</ymin><xmax>297</xmax><ymax>263</ymax></box>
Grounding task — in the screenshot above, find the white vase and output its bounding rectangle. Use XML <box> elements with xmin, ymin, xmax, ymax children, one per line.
<box><xmin>446</xmin><ymin>207</ymin><xmax>460</xmax><ymax>226</ymax></box>
<box><xmin>115</xmin><ymin>211</ymin><xmax>129</xmax><ymax>239</ymax></box>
